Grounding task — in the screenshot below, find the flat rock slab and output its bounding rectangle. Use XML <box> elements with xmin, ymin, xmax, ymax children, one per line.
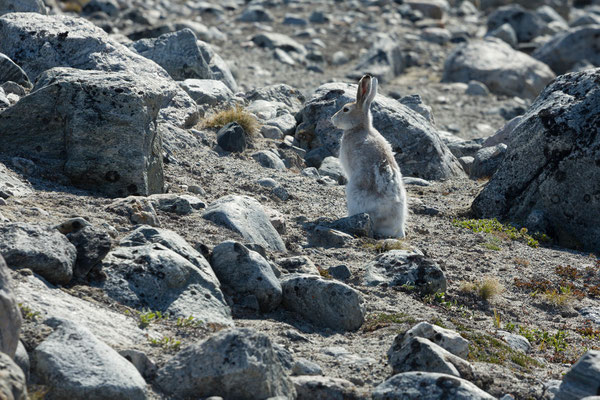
<box><xmin>372</xmin><ymin>371</ymin><xmax>495</xmax><ymax>400</ymax></box>
<box><xmin>399</xmin><ymin>322</ymin><xmax>470</xmax><ymax>358</ymax></box>
<box><xmin>156</xmin><ymin>328</ymin><xmax>296</xmax><ymax>399</ymax></box>
<box><xmin>100</xmin><ymin>243</ymin><xmax>233</xmax><ymax>326</ymax></box>
<box><xmin>0</xmin><ymin>12</ymin><xmax>198</xmax><ymax>128</ymax></box>
<box><xmin>14</xmin><ymin>275</ymin><xmax>148</xmax><ymax>348</ymax></box>
<box><xmin>0</xmin><ymin>223</ymin><xmax>76</xmax><ymax>285</ymax></box>
<box><xmin>33</xmin><ymin>319</ymin><xmax>146</xmax><ymax>400</ymax></box>
<box><xmin>364</xmin><ymin>250</ymin><xmax>447</xmax><ymax>295</ymax></box>
<box><xmin>280</xmin><ymin>273</ymin><xmax>365</xmax><ymax>331</ymax></box>
<box><xmin>0</xmin><ymin>162</ymin><xmax>32</xmax><ymax>198</ymax></box>
<box><xmin>0</xmin><ymin>255</ymin><xmax>21</xmax><ymax>358</ymax></box>
<box><xmin>203</xmin><ymin>195</ymin><xmax>286</xmax><ymax>252</ymax></box>
<box><xmin>295</xmin><ymin>82</ymin><xmax>463</xmax><ymax>181</ymax></box>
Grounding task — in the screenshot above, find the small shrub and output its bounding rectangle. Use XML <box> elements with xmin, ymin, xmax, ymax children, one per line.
<box><xmin>459</xmin><ymin>277</ymin><xmax>504</xmax><ymax>301</ymax></box>
<box><xmin>542</xmin><ymin>286</ymin><xmax>575</xmax><ymax>308</ymax></box>
<box><xmin>513</xmin><ymin>257</ymin><xmax>530</xmax><ymax>267</ymax></box>
<box><xmin>176</xmin><ymin>316</ymin><xmax>203</xmax><ymax>328</ymax></box>
<box><xmin>138</xmin><ymin>309</ymin><xmax>168</xmax><ymax>328</ymax></box>
<box><xmin>18</xmin><ymin>303</ymin><xmax>41</xmax><ymax>321</ymax></box>
<box><xmin>202</xmin><ymin>106</ymin><xmax>259</xmax><ymax>136</ymax></box>
<box><xmin>148</xmin><ymin>336</ymin><xmax>181</xmax><ymax>351</ymax></box>
<box><xmin>453</xmin><ymin>218</ymin><xmax>542</xmax><ymax>248</ymax></box>
<box><xmin>555</xmin><ymin>265</ymin><xmax>581</xmax><ymax>280</ymax></box>
<box><xmin>318</xmin><ymin>267</ymin><xmax>332</xmax><ymax>279</ymax></box>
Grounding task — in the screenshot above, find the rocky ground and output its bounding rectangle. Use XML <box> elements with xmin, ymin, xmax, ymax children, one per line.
<box><xmin>0</xmin><ymin>0</ymin><xmax>599</xmax><ymax>399</ymax></box>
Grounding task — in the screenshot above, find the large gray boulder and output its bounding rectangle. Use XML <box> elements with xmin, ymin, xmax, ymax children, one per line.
<box><xmin>295</xmin><ymin>83</ymin><xmax>463</xmax><ymax>181</ymax></box>
<box><xmin>100</xmin><ymin>242</ymin><xmax>233</xmax><ymax>327</ymax></box>
<box><xmin>471</xmin><ymin>68</ymin><xmax>600</xmax><ymax>252</ymax></box>
<box><xmin>442</xmin><ymin>38</ymin><xmax>555</xmax><ymax>99</ymax></box>
<box><xmin>0</xmin><ymin>68</ymin><xmax>165</xmax><ymax>197</ymax></box>
<box><xmin>156</xmin><ymin>328</ymin><xmax>296</xmax><ymax>399</ymax></box>
<box><xmin>0</xmin><ymin>13</ymin><xmax>198</xmax><ymax>127</ymax></box>
<box><xmin>203</xmin><ymin>195</ymin><xmax>286</xmax><ymax>252</ymax></box>
<box><xmin>33</xmin><ymin>319</ymin><xmax>146</xmax><ymax>400</ymax></box>
<box><xmin>129</xmin><ymin>28</ymin><xmax>212</xmax><ymax>81</ymax></box>
<box><xmin>0</xmin><ymin>255</ymin><xmax>21</xmax><ymax>358</ymax></box>
<box><xmin>0</xmin><ymin>352</ymin><xmax>27</xmax><ymax>400</ymax></box>
<box><xmin>349</xmin><ymin>33</ymin><xmax>404</xmax><ymax>83</ymax></box>
<box><xmin>0</xmin><ymin>223</ymin><xmax>76</xmax><ymax>285</ymax></box>
<box><xmin>387</xmin><ymin>337</ymin><xmax>474</xmax><ymax>378</ymax></box>
<box><xmin>280</xmin><ymin>274</ymin><xmax>365</xmax><ymax>331</ymax></box>
<box><xmin>0</xmin><ymin>0</ymin><xmax>46</xmax><ymax>15</ymax></box>
<box><xmin>487</xmin><ymin>4</ymin><xmax>548</xmax><ymax>43</ymax></box>
<box><xmin>211</xmin><ymin>241</ymin><xmax>282</xmax><ymax>312</ymax></box>
<box><xmin>555</xmin><ymin>350</ymin><xmax>600</xmax><ymax>400</ymax></box>
<box><xmin>533</xmin><ymin>26</ymin><xmax>600</xmax><ymax>75</ymax></box>
<box><xmin>372</xmin><ymin>372</ymin><xmax>495</xmax><ymax>400</ymax></box>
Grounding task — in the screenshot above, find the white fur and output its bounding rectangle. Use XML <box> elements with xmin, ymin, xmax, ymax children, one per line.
<box><xmin>331</xmin><ymin>75</ymin><xmax>407</xmax><ymax>238</ymax></box>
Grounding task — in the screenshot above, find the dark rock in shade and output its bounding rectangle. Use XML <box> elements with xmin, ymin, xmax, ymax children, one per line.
<box><xmin>217</xmin><ymin>122</ymin><xmax>247</xmax><ymax>153</ymax></box>
<box><xmin>364</xmin><ymin>250</ymin><xmax>447</xmax><ymax>295</ymax></box>
<box><xmin>0</xmin><ymin>53</ymin><xmax>31</xmax><ymax>89</ymax></box>
<box><xmin>471</xmin><ymin>68</ymin><xmax>600</xmax><ymax>252</ymax></box>
<box><xmin>295</xmin><ymin>83</ymin><xmax>463</xmax><ymax>181</ymax></box>
<box><xmin>210</xmin><ymin>241</ymin><xmax>282</xmax><ymax>312</ymax></box>
<box><xmin>555</xmin><ymin>350</ymin><xmax>600</xmax><ymax>400</ymax></box>
<box><xmin>0</xmin><ymin>223</ymin><xmax>76</xmax><ymax>285</ymax></box>
<box><xmin>66</xmin><ymin>226</ymin><xmax>112</xmax><ymax>280</ymax></box>
<box><xmin>372</xmin><ymin>371</ymin><xmax>495</xmax><ymax>400</ymax></box>
<box><xmin>0</xmin><ymin>13</ymin><xmax>198</xmax><ymax>128</ymax></box>
<box><xmin>156</xmin><ymin>328</ymin><xmax>296</xmax><ymax>399</ymax></box>
<box><xmin>0</xmin><ymin>254</ymin><xmax>21</xmax><ymax>359</ymax></box>
<box><xmin>327</xmin><ymin>265</ymin><xmax>352</xmax><ymax>281</ymax></box>
<box><xmin>0</xmin><ymin>68</ymin><xmax>165</xmax><ymax>197</ymax></box>
<box><xmin>280</xmin><ymin>273</ymin><xmax>365</xmax><ymax>331</ymax></box>
<box><xmin>14</xmin><ymin>341</ymin><xmax>29</xmax><ymax>382</ymax></box>
<box><xmin>532</xmin><ymin>26</ymin><xmax>600</xmax><ymax>75</ymax></box>
<box><xmin>203</xmin><ymin>195</ymin><xmax>286</xmax><ymax>252</ymax></box>
<box><xmin>324</xmin><ymin>213</ymin><xmax>373</xmax><ymax>237</ymax></box>
<box><xmin>470</xmin><ymin>144</ymin><xmax>508</xmax><ymax>179</ymax></box>
<box><xmin>0</xmin><ymin>352</ymin><xmax>27</xmax><ymax>400</ymax></box>
<box><xmin>129</xmin><ymin>29</ymin><xmax>212</xmax><ymax>81</ymax></box>
<box><xmin>487</xmin><ymin>4</ymin><xmax>547</xmax><ymax>43</ymax></box>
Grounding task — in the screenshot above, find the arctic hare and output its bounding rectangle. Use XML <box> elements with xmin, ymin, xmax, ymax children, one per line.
<box><xmin>331</xmin><ymin>74</ymin><xmax>407</xmax><ymax>238</ymax></box>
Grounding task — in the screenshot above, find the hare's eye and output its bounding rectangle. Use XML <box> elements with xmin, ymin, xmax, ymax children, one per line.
<box><xmin>343</xmin><ymin>107</ymin><xmax>349</xmax><ymax>112</ymax></box>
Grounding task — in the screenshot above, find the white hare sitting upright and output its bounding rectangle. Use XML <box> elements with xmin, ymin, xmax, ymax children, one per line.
<box><xmin>331</xmin><ymin>74</ymin><xmax>407</xmax><ymax>238</ymax></box>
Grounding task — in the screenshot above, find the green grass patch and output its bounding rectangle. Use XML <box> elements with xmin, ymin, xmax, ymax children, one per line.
<box><xmin>464</xmin><ymin>331</ymin><xmax>543</xmax><ymax>369</ymax></box>
<box><xmin>201</xmin><ymin>105</ymin><xmax>260</xmax><ymax>136</ymax></box>
<box><xmin>453</xmin><ymin>218</ymin><xmax>545</xmax><ymax>248</ymax></box>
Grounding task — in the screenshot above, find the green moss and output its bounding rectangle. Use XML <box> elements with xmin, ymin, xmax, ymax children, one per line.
<box><xmin>464</xmin><ymin>331</ymin><xmax>543</xmax><ymax>369</ymax></box>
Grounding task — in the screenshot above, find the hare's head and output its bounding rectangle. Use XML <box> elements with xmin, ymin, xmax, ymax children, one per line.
<box><xmin>331</xmin><ymin>74</ymin><xmax>377</xmax><ymax>130</ymax></box>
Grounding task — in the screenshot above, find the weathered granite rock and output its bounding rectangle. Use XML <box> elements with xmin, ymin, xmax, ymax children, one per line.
<box><xmin>292</xmin><ymin>375</ymin><xmax>361</xmax><ymax>400</ymax></box>
<box><xmin>156</xmin><ymin>328</ymin><xmax>296</xmax><ymax>399</ymax></box>
<box><xmin>203</xmin><ymin>195</ymin><xmax>286</xmax><ymax>252</ymax></box>
<box><xmin>32</xmin><ymin>319</ymin><xmax>146</xmax><ymax>400</ymax></box>
<box><xmin>0</xmin><ymin>223</ymin><xmax>76</xmax><ymax>285</ymax></box>
<box><xmin>280</xmin><ymin>274</ymin><xmax>365</xmax><ymax>331</ymax></box>
<box><xmin>471</xmin><ymin>68</ymin><xmax>600</xmax><ymax>251</ymax></box>
<box><xmin>0</xmin><ymin>53</ymin><xmax>31</xmax><ymax>89</ymax></box>
<box><xmin>0</xmin><ymin>68</ymin><xmax>166</xmax><ymax>197</ymax></box>
<box><xmin>0</xmin><ymin>352</ymin><xmax>26</xmax><ymax>400</ymax></box>
<box><xmin>443</xmin><ymin>38</ymin><xmax>555</xmax><ymax>99</ymax></box>
<box><xmin>0</xmin><ymin>13</ymin><xmax>198</xmax><ymax>127</ymax></box>
<box><xmin>533</xmin><ymin>26</ymin><xmax>600</xmax><ymax>75</ymax></box>
<box><xmin>398</xmin><ymin>322</ymin><xmax>470</xmax><ymax>358</ymax></box>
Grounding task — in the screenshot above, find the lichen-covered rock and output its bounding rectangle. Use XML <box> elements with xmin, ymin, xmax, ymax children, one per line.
<box><xmin>0</xmin><ymin>68</ymin><xmax>166</xmax><ymax>197</ymax></box>
<box><xmin>280</xmin><ymin>274</ymin><xmax>365</xmax><ymax>331</ymax></box>
<box><xmin>295</xmin><ymin>82</ymin><xmax>463</xmax><ymax>181</ymax></box>
<box><xmin>471</xmin><ymin>68</ymin><xmax>600</xmax><ymax>251</ymax></box>
<box><xmin>156</xmin><ymin>328</ymin><xmax>296</xmax><ymax>399</ymax></box>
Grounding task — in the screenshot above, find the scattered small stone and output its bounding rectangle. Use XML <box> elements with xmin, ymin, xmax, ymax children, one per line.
<box><xmin>327</xmin><ymin>265</ymin><xmax>351</xmax><ymax>281</ymax></box>
<box><xmin>292</xmin><ymin>375</ymin><xmax>361</xmax><ymax>399</ymax></box>
<box><xmin>252</xmin><ymin>150</ymin><xmax>286</xmax><ymax>170</ymax></box>
<box><xmin>291</xmin><ymin>358</ymin><xmax>323</xmax><ymax>376</ymax></box>
<box><xmin>308</xmin><ymin>226</ymin><xmax>354</xmax><ymax>248</ymax></box>
<box><xmin>217</xmin><ymin>122</ymin><xmax>247</xmax><ymax>153</ymax></box>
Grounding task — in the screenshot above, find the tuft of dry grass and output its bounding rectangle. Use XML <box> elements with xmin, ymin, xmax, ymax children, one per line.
<box><xmin>201</xmin><ymin>106</ymin><xmax>260</xmax><ymax>137</ymax></box>
<box><xmin>459</xmin><ymin>276</ymin><xmax>504</xmax><ymax>301</ymax></box>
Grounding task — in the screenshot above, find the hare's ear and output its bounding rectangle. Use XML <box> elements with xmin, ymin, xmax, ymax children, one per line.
<box><xmin>363</xmin><ymin>76</ymin><xmax>377</xmax><ymax>111</ymax></box>
<box><xmin>356</xmin><ymin>75</ymin><xmax>371</xmax><ymax>106</ymax></box>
